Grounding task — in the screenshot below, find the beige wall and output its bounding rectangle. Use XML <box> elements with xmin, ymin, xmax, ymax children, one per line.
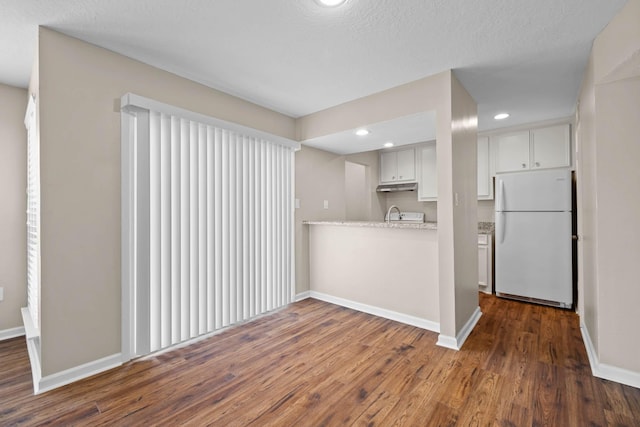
<box><xmin>450</xmin><ymin>73</ymin><xmax>480</xmax><ymax>332</ymax></box>
<box><xmin>576</xmin><ymin>54</ymin><xmax>598</xmax><ymax>345</ymax></box>
<box><xmin>297</xmin><ymin>70</ymin><xmax>478</xmax><ymax>341</ymax></box>
<box><xmin>437</xmin><ymin>72</ymin><xmax>479</xmax><ymax>338</ymax></box>
<box><xmin>36</xmin><ymin>28</ymin><xmax>296</xmax><ymax>376</ymax></box>
<box><xmin>294</xmin><ymin>146</ymin><xmax>383</xmax><ymax>293</ymax></box>
<box><xmin>595</xmin><ymin>76</ymin><xmax>640</xmax><ymax>372</ymax></box>
<box><xmin>577</xmin><ymin>0</ymin><xmax>640</xmax><ymax>375</ymax></box>
<box><xmin>294</xmin><ymin>146</ymin><xmax>346</xmax><ymax>294</ymax></box>
<box><xmin>0</xmin><ymin>84</ymin><xmax>28</xmax><ymax>332</ymax></box>
<box><xmin>308</xmin><ymin>225</ymin><xmax>439</xmax><ymax>322</ymax></box>
<box><xmin>34</xmin><ymin>26</ymin><xmax>479</xmax><ymax>375</ymax></box>
<box><xmin>345</xmin><ymin>161</ymin><xmax>369</xmax><ymax>220</ymax></box>
<box><xmin>297</xmin><ymin>74</ymin><xmax>448</xmax><ymax>141</ymax></box>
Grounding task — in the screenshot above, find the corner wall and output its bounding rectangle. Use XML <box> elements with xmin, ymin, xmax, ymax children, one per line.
<box><xmin>577</xmin><ymin>0</ymin><xmax>640</xmax><ymax>386</ymax></box>
<box><xmin>297</xmin><ymin>71</ymin><xmax>479</xmax><ymax>344</ymax></box>
<box><xmin>0</xmin><ymin>84</ymin><xmax>28</xmax><ymax>336</ymax></box>
<box><xmin>36</xmin><ymin>28</ymin><xmax>296</xmax><ymax>377</ymax></box>
<box><xmin>436</xmin><ymin>72</ymin><xmax>479</xmax><ymax>345</ymax></box>
<box><xmin>294</xmin><ymin>146</ymin><xmax>382</xmax><ymax>293</ymax></box>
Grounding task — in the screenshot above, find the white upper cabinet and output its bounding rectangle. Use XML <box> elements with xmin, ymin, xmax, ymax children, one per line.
<box><xmin>418</xmin><ymin>142</ymin><xmax>437</xmax><ymax>201</ymax></box>
<box><xmin>380</xmin><ymin>147</ymin><xmax>416</xmax><ymax>183</ymax></box>
<box><xmin>417</xmin><ymin>139</ymin><xmax>492</xmax><ymax>201</ymax></box>
<box><xmin>396</xmin><ymin>148</ymin><xmax>416</xmax><ymax>181</ymax></box>
<box><xmin>494</xmin><ymin>124</ymin><xmax>571</xmax><ymax>174</ymax></box>
<box><xmin>494</xmin><ymin>130</ymin><xmax>531</xmax><ymax>173</ymax></box>
<box><xmin>530</xmin><ymin>124</ymin><xmax>571</xmax><ymax>169</ymax></box>
<box><xmin>380</xmin><ymin>151</ymin><xmax>397</xmax><ymax>183</ymax></box>
<box><xmin>477</xmin><ymin>136</ymin><xmax>493</xmax><ymax>200</ymax></box>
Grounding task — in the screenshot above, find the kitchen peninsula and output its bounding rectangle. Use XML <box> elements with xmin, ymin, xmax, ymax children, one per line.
<box><xmin>304</xmin><ymin>220</ymin><xmax>441</xmax><ymax>332</ymax></box>
<box><xmin>304</xmin><ymin>220</ymin><xmax>495</xmax><ymax>334</ymax></box>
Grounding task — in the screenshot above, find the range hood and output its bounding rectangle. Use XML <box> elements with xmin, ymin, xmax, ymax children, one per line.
<box><xmin>376</xmin><ymin>182</ymin><xmax>418</xmax><ymax>192</ymax></box>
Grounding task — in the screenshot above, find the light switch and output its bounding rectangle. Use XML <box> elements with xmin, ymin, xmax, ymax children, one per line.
<box><xmin>0</xmin><ymin>287</ymin><xmax>4</xmax><ymax>301</ymax></box>
<box><xmin>295</xmin><ymin>198</ymin><xmax>300</xmax><ymax>209</ymax></box>
<box><xmin>323</xmin><ymin>200</ymin><xmax>329</xmax><ymax>209</ymax></box>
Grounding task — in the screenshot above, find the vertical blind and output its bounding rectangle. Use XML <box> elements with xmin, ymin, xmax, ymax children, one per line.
<box><xmin>25</xmin><ymin>95</ymin><xmax>40</xmax><ymax>331</ymax></box>
<box><xmin>126</xmin><ymin>96</ymin><xmax>297</xmax><ymax>355</ymax></box>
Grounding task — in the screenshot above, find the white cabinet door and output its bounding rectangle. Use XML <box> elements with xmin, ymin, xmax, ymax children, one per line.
<box><xmin>380</xmin><ymin>148</ymin><xmax>416</xmax><ymax>183</ymax></box>
<box><xmin>477</xmin><ymin>136</ymin><xmax>493</xmax><ymax>199</ymax></box>
<box><xmin>478</xmin><ymin>234</ymin><xmax>493</xmax><ymax>294</ymax></box>
<box><xmin>380</xmin><ymin>151</ymin><xmax>397</xmax><ymax>183</ymax></box>
<box><xmin>531</xmin><ymin>124</ymin><xmax>570</xmax><ymax>169</ymax></box>
<box><xmin>396</xmin><ymin>148</ymin><xmax>416</xmax><ymax>181</ymax></box>
<box><xmin>478</xmin><ymin>245</ymin><xmax>489</xmax><ymax>287</ymax></box>
<box><xmin>418</xmin><ymin>143</ymin><xmax>437</xmax><ymax>201</ymax></box>
<box><xmin>494</xmin><ymin>131</ymin><xmax>530</xmax><ymax>173</ymax></box>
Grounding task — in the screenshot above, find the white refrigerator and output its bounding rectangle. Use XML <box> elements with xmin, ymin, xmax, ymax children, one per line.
<box><xmin>495</xmin><ymin>168</ymin><xmax>573</xmax><ymax>308</ymax></box>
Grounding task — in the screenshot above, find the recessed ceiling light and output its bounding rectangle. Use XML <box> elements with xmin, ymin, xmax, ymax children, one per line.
<box><xmin>316</xmin><ymin>0</ymin><xmax>347</xmax><ymax>6</ymax></box>
<box><xmin>384</xmin><ymin>142</ymin><xmax>394</xmax><ymax>148</ymax></box>
<box><xmin>494</xmin><ymin>113</ymin><xmax>510</xmax><ymax>120</ymax></box>
<box><xmin>355</xmin><ymin>129</ymin><xmax>370</xmax><ymax>136</ymax></box>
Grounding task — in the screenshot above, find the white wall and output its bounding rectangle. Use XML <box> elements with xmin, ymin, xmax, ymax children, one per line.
<box><xmin>0</xmin><ymin>83</ymin><xmax>28</xmax><ymax>334</ymax></box>
<box><xmin>577</xmin><ymin>0</ymin><xmax>640</xmax><ymax>381</ymax></box>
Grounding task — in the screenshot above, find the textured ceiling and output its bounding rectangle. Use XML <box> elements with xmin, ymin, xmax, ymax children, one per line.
<box><xmin>0</xmin><ymin>0</ymin><xmax>628</xmax><ymax>151</ymax></box>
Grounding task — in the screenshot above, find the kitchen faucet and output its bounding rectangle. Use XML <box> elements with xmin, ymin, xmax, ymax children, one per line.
<box><xmin>386</xmin><ymin>205</ymin><xmax>401</xmax><ymax>223</ymax></box>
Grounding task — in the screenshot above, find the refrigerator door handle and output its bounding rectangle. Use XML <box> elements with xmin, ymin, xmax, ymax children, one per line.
<box><xmin>497</xmin><ymin>212</ymin><xmax>506</xmax><ymax>243</ymax></box>
<box><xmin>497</xmin><ymin>178</ymin><xmax>505</xmax><ymax>212</ymax></box>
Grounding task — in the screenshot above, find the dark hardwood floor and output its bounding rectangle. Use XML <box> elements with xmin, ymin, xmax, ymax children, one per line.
<box><xmin>1</xmin><ymin>294</ymin><xmax>639</xmax><ymax>426</ymax></box>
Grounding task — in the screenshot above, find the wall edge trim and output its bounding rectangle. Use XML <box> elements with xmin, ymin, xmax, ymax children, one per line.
<box><xmin>295</xmin><ymin>291</ymin><xmax>311</xmax><ymax>302</ymax></box>
<box><xmin>580</xmin><ymin>321</ymin><xmax>640</xmax><ymax>389</ymax></box>
<box><xmin>0</xmin><ymin>326</ymin><xmax>25</xmax><ymax>341</ymax></box>
<box><xmin>436</xmin><ymin>306</ymin><xmax>482</xmax><ymax>351</ymax></box>
<box><xmin>308</xmin><ymin>291</ymin><xmax>440</xmax><ymax>332</ymax></box>
<box><xmin>37</xmin><ymin>353</ymin><xmax>122</xmax><ymax>395</ymax></box>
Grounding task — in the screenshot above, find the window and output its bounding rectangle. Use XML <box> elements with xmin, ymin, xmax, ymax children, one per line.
<box><xmin>121</xmin><ymin>94</ymin><xmax>300</xmax><ymax>358</ymax></box>
<box><xmin>24</xmin><ymin>95</ymin><xmax>40</xmax><ymax>333</ymax></box>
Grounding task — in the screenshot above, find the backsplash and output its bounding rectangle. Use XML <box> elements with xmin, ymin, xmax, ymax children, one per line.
<box><xmin>383</xmin><ymin>191</ymin><xmax>495</xmax><ymax>223</ymax></box>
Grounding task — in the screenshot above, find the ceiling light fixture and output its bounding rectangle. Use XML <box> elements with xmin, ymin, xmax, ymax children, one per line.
<box><xmin>316</xmin><ymin>0</ymin><xmax>347</xmax><ymax>6</ymax></box>
<box><xmin>355</xmin><ymin>129</ymin><xmax>370</xmax><ymax>136</ymax></box>
<box><xmin>494</xmin><ymin>113</ymin><xmax>510</xmax><ymax>120</ymax></box>
<box><xmin>384</xmin><ymin>142</ymin><xmax>394</xmax><ymax>148</ymax></box>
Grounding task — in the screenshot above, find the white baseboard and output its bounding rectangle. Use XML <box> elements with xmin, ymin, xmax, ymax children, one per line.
<box><xmin>36</xmin><ymin>353</ymin><xmax>122</xmax><ymax>395</ymax></box>
<box><xmin>0</xmin><ymin>326</ymin><xmax>25</xmax><ymax>341</ymax></box>
<box><xmin>295</xmin><ymin>291</ymin><xmax>311</xmax><ymax>302</ymax></box>
<box><xmin>308</xmin><ymin>291</ymin><xmax>440</xmax><ymax>333</ymax></box>
<box><xmin>580</xmin><ymin>321</ymin><xmax>640</xmax><ymax>389</ymax></box>
<box><xmin>436</xmin><ymin>306</ymin><xmax>482</xmax><ymax>351</ymax></box>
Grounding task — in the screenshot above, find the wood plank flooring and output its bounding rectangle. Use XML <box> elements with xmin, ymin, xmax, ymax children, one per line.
<box><xmin>1</xmin><ymin>294</ymin><xmax>640</xmax><ymax>426</ymax></box>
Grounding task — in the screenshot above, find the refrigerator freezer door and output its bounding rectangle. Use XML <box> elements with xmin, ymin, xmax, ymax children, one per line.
<box><xmin>495</xmin><ymin>211</ymin><xmax>572</xmax><ymax>306</ymax></box>
<box><xmin>496</xmin><ymin>168</ymin><xmax>571</xmax><ymax>212</ymax></box>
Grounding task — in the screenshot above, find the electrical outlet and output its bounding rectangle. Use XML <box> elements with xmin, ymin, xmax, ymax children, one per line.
<box><xmin>323</xmin><ymin>200</ymin><xmax>329</xmax><ymax>209</ymax></box>
<box><xmin>295</xmin><ymin>198</ymin><xmax>300</xmax><ymax>209</ymax></box>
<box><xmin>0</xmin><ymin>287</ymin><xmax>4</xmax><ymax>301</ymax></box>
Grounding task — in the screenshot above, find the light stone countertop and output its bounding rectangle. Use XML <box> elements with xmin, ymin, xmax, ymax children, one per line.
<box><xmin>303</xmin><ymin>220</ymin><xmax>438</xmax><ymax>230</ymax></box>
<box><xmin>478</xmin><ymin>222</ymin><xmax>495</xmax><ymax>234</ymax></box>
<box><xmin>304</xmin><ymin>220</ymin><xmax>495</xmax><ymax>233</ymax></box>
